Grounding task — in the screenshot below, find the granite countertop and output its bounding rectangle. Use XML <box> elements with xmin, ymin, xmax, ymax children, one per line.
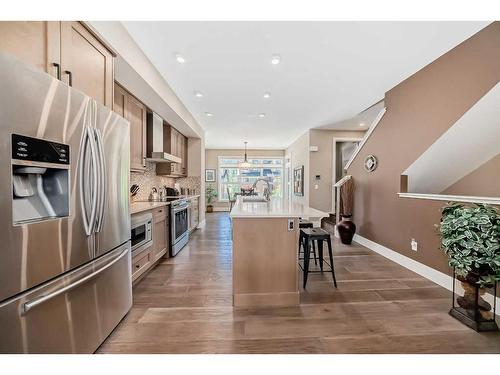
<box><xmin>130</xmin><ymin>195</ymin><xmax>201</xmax><ymax>215</ymax></box>
<box><xmin>130</xmin><ymin>201</ymin><xmax>170</xmax><ymax>215</ymax></box>
<box><xmin>229</xmin><ymin>196</ymin><xmax>328</xmax><ymax>219</ymax></box>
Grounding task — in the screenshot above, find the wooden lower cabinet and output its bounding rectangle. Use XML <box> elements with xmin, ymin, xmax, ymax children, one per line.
<box><xmin>131</xmin><ymin>206</ymin><xmax>170</xmax><ymax>283</ymax></box>
<box><xmin>189</xmin><ymin>197</ymin><xmax>200</xmax><ymax>231</ymax></box>
<box><xmin>152</xmin><ymin>207</ymin><xmax>168</xmax><ymax>261</ymax></box>
<box><xmin>131</xmin><ymin>247</ymin><xmax>153</xmax><ymax>282</ymax></box>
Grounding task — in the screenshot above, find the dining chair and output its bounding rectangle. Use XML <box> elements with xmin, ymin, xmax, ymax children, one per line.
<box><xmin>227</xmin><ymin>187</ymin><xmax>236</xmax><ymax>211</ymax></box>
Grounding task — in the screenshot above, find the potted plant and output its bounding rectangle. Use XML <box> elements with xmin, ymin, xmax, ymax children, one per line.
<box><xmin>337</xmin><ymin>178</ymin><xmax>356</xmax><ymax>244</ymax></box>
<box><xmin>438</xmin><ymin>202</ymin><xmax>500</xmax><ymax>330</ymax></box>
<box><xmin>205</xmin><ymin>184</ymin><xmax>217</xmax><ymax>213</ymax></box>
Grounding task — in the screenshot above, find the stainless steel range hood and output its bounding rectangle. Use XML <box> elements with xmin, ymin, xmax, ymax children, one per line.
<box><xmin>146</xmin><ymin>112</ymin><xmax>181</xmax><ymax>163</ymax></box>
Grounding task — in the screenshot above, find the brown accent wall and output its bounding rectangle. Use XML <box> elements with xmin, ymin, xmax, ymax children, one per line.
<box><xmin>347</xmin><ymin>22</ymin><xmax>500</xmax><ymax>274</ymax></box>
<box><xmin>441</xmin><ymin>153</ymin><xmax>500</xmax><ymax>197</ymax></box>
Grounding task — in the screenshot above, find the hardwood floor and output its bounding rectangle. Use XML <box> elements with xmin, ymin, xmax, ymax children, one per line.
<box><xmin>98</xmin><ymin>213</ymin><xmax>500</xmax><ymax>354</ymax></box>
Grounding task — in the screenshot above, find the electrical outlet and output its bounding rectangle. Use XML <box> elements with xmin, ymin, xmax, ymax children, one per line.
<box><xmin>288</xmin><ymin>218</ymin><xmax>294</xmax><ymax>231</ymax></box>
<box><xmin>411</xmin><ymin>239</ymin><xmax>418</xmax><ymax>252</ymax></box>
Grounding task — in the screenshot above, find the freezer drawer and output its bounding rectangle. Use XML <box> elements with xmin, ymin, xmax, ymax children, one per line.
<box><xmin>0</xmin><ymin>242</ymin><xmax>132</xmax><ymax>353</ymax></box>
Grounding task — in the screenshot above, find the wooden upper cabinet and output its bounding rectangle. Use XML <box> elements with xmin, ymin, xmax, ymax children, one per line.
<box><xmin>0</xmin><ymin>21</ymin><xmax>113</xmax><ymax>108</ymax></box>
<box><xmin>156</xmin><ymin>124</ymin><xmax>188</xmax><ymax>177</ymax></box>
<box><xmin>114</xmin><ymin>82</ymin><xmax>146</xmax><ymax>172</ymax></box>
<box><xmin>0</xmin><ymin>21</ymin><xmax>61</xmax><ymax>78</ymax></box>
<box><xmin>127</xmin><ymin>93</ymin><xmax>147</xmax><ymax>172</ymax></box>
<box><xmin>60</xmin><ymin>22</ymin><xmax>113</xmax><ymax>107</ymax></box>
<box><xmin>180</xmin><ymin>135</ymin><xmax>188</xmax><ymax>175</ymax></box>
<box><xmin>113</xmin><ymin>83</ymin><xmax>127</xmax><ymax>118</ymax></box>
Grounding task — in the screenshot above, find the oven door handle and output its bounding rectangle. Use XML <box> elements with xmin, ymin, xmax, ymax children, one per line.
<box><xmin>172</xmin><ymin>205</ymin><xmax>188</xmax><ymax>213</ymax></box>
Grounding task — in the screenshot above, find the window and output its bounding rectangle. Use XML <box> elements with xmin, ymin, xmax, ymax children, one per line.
<box><xmin>218</xmin><ymin>156</ymin><xmax>284</xmax><ymax>201</ymax></box>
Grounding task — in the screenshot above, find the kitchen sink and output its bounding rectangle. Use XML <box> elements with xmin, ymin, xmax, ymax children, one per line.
<box><xmin>242</xmin><ymin>196</ymin><xmax>268</xmax><ymax>203</ymax></box>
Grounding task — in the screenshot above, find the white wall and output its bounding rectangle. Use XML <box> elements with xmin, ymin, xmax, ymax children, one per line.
<box><xmin>285</xmin><ymin>131</ymin><xmax>310</xmax><ymax>206</ymax></box>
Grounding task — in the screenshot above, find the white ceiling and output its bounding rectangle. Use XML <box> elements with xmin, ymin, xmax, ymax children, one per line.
<box><xmin>122</xmin><ymin>21</ymin><xmax>488</xmax><ymax>149</ymax></box>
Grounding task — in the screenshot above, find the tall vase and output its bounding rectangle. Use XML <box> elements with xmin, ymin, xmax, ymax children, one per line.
<box><xmin>337</xmin><ymin>215</ymin><xmax>356</xmax><ymax>245</ymax></box>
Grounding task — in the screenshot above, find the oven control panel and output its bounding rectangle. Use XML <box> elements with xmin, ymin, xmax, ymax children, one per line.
<box><xmin>12</xmin><ymin>134</ymin><xmax>69</xmax><ymax>164</ymax></box>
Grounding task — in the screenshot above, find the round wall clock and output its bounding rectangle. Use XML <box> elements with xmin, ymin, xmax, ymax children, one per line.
<box><xmin>364</xmin><ymin>155</ymin><xmax>378</xmax><ymax>172</ymax></box>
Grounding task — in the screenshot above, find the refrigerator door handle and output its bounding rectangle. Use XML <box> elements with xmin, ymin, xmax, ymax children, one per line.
<box><xmin>87</xmin><ymin>126</ymin><xmax>99</xmax><ymax>236</ymax></box>
<box><xmin>78</xmin><ymin>126</ymin><xmax>92</xmax><ymax>235</ymax></box>
<box><xmin>22</xmin><ymin>246</ymin><xmax>129</xmax><ymax>315</ymax></box>
<box><xmin>94</xmin><ymin>128</ymin><xmax>106</xmax><ymax>233</ymax></box>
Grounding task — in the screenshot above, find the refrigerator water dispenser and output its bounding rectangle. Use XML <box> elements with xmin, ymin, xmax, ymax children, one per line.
<box><xmin>11</xmin><ymin>134</ymin><xmax>70</xmax><ymax>224</ymax></box>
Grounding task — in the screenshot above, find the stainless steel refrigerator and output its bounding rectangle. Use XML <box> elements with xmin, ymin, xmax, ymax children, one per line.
<box><xmin>0</xmin><ymin>51</ymin><xmax>132</xmax><ymax>353</ymax></box>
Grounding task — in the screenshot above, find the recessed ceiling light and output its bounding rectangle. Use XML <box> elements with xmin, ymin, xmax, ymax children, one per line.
<box><xmin>205</xmin><ymin>112</ymin><xmax>213</xmax><ymax>117</ymax></box>
<box><xmin>359</xmin><ymin>122</ymin><xmax>365</xmax><ymax>127</ymax></box>
<box><xmin>270</xmin><ymin>54</ymin><xmax>281</xmax><ymax>65</ymax></box>
<box><xmin>194</xmin><ymin>91</ymin><xmax>203</xmax><ymax>98</ymax></box>
<box><xmin>258</xmin><ymin>113</ymin><xmax>266</xmax><ymax>118</ymax></box>
<box><xmin>175</xmin><ymin>54</ymin><xmax>186</xmax><ymax>64</ymax></box>
<box><xmin>263</xmin><ymin>92</ymin><xmax>271</xmax><ymax>99</ymax></box>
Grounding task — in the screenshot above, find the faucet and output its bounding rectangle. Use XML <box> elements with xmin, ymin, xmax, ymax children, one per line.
<box><xmin>252</xmin><ymin>178</ymin><xmax>273</xmax><ymax>201</ymax></box>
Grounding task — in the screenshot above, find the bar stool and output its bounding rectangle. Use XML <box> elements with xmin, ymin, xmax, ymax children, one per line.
<box><xmin>298</xmin><ymin>219</ymin><xmax>317</xmax><ymax>266</ymax></box>
<box><xmin>299</xmin><ymin>227</ymin><xmax>338</xmax><ymax>289</ymax></box>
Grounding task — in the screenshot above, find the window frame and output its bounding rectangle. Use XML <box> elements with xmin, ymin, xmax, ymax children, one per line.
<box><xmin>217</xmin><ymin>156</ymin><xmax>284</xmax><ymax>202</ymax></box>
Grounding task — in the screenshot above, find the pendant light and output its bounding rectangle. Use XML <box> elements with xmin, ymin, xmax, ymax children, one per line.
<box><xmin>238</xmin><ymin>141</ymin><xmax>252</xmax><ymax>168</ymax></box>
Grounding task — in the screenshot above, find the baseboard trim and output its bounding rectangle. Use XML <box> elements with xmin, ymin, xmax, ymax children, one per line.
<box><xmin>197</xmin><ymin>219</ymin><xmax>206</xmax><ymax>229</ymax></box>
<box><xmin>353</xmin><ymin>233</ymin><xmax>500</xmax><ymax>317</ymax></box>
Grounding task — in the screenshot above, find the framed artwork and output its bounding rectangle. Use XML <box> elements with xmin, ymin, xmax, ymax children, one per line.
<box><xmin>293</xmin><ymin>166</ymin><xmax>304</xmax><ymax>196</ymax></box>
<box><xmin>205</xmin><ymin>169</ymin><xmax>216</xmax><ymax>182</ymax></box>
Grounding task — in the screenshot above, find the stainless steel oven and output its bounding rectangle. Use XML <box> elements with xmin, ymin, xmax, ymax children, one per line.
<box><xmin>131</xmin><ymin>212</ymin><xmax>152</xmax><ymax>253</ymax></box>
<box><xmin>170</xmin><ymin>199</ymin><xmax>189</xmax><ymax>256</ymax></box>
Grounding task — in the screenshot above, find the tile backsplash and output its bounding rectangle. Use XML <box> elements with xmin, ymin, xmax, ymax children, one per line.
<box><xmin>177</xmin><ymin>176</ymin><xmax>201</xmax><ymax>195</ymax></box>
<box><xmin>130</xmin><ymin>163</ymin><xmax>175</xmax><ymax>201</ymax></box>
<box><xmin>130</xmin><ymin>163</ymin><xmax>201</xmax><ymax>202</ymax></box>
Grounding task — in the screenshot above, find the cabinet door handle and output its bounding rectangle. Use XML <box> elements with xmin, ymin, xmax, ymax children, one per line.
<box><xmin>53</xmin><ymin>63</ymin><xmax>61</xmax><ymax>80</ymax></box>
<box><xmin>64</xmin><ymin>70</ymin><xmax>73</xmax><ymax>87</ymax></box>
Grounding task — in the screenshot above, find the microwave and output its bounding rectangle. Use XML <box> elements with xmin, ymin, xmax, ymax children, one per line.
<box><xmin>131</xmin><ymin>212</ymin><xmax>153</xmax><ymax>253</ymax></box>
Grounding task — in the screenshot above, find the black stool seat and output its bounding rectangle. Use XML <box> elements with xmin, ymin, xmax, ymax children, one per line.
<box><xmin>300</xmin><ymin>227</ymin><xmax>330</xmax><ymax>239</ymax></box>
<box><xmin>299</xmin><ymin>219</ymin><xmax>313</xmax><ymax>228</ymax></box>
<box><xmin>298</xmin><ymin>221</ymin><xmax>317</xmax><ymax>265</ymax></box>
<box><xmin>299</xmin><ymin>228</ymin><xmax>337</xmax><ymax>289</ymax></box>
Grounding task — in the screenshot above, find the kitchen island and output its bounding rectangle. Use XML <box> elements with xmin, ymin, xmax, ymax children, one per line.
<box><xmin>230</xmin><ymin>196</ymin><xmax>328</xmax><ymax>307</ymax></box>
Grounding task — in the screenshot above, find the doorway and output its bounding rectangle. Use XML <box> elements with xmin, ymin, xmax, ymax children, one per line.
<box><xmin>331</xmin><ymin>138</ymin><xmax>363</xmax><ymax>214</ymax></box>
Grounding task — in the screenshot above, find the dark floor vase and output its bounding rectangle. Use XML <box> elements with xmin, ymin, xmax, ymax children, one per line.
<box><xmin>337</xmin><ymin>215</ymin><xmax>356</xmax><ymax>245</ymax></box>
<box><xmin>449</xmin><ymin>273</ymin><xmax>498</xmax><ymax>332</ymax></box>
